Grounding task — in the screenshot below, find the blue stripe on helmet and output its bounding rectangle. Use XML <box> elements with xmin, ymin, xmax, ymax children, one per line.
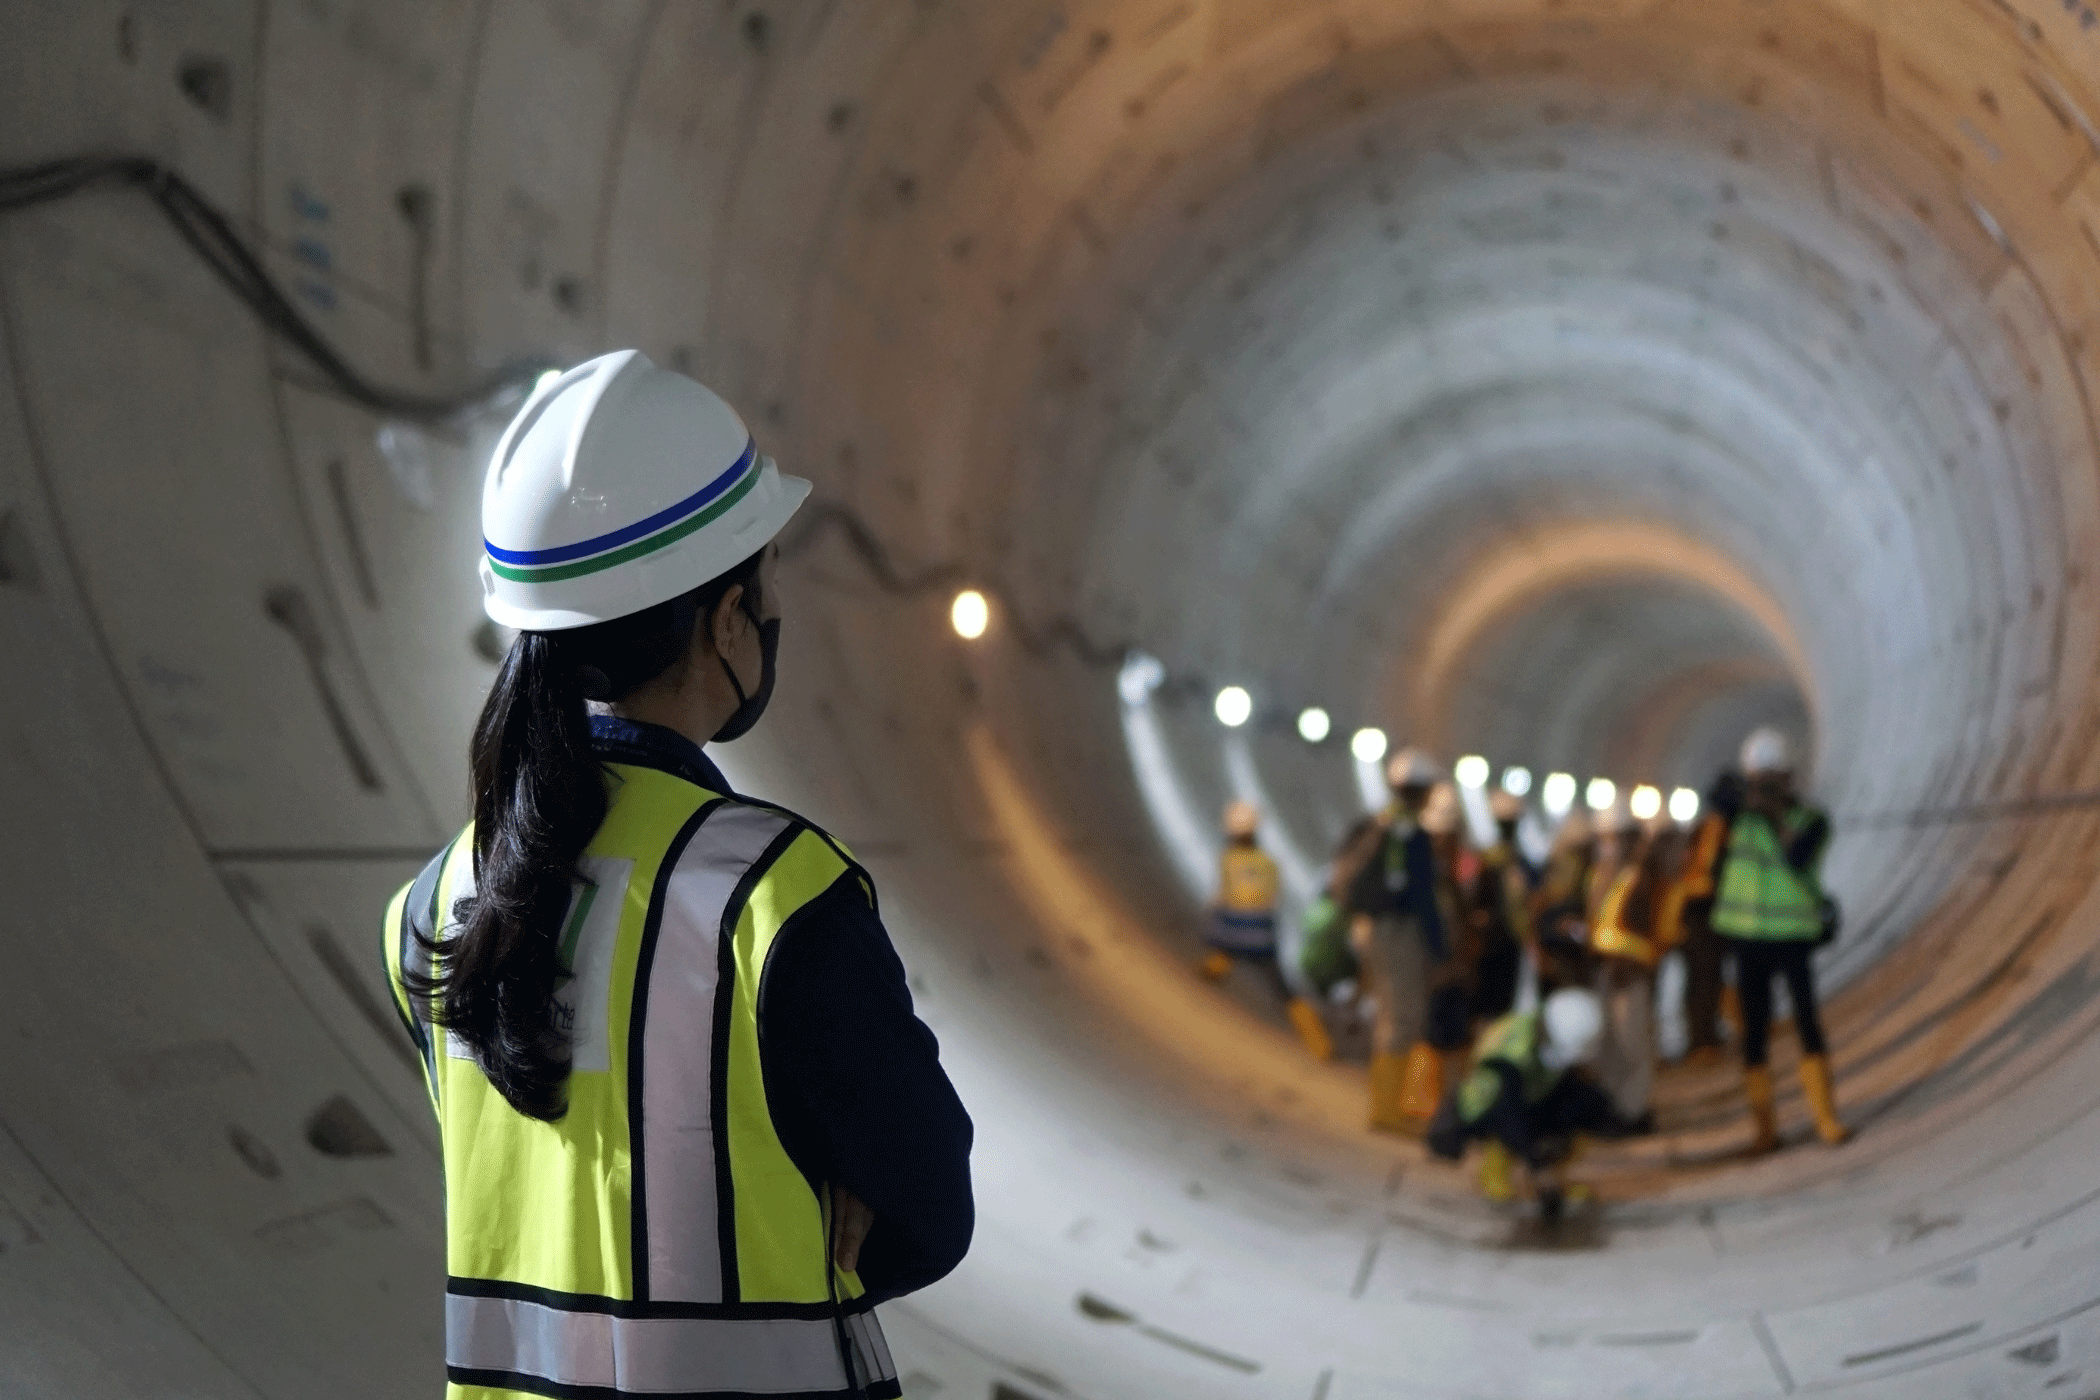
<box><xmin>484</xmin><ymin>438</ymin><xmax>758</xmax><ymax>567</ymax></box>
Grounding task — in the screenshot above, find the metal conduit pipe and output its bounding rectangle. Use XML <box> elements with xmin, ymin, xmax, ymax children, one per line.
<box><xmin>2</xmin><ymin>3</ymin><xmax>2099</xmax><ymax>1397</ymax></box>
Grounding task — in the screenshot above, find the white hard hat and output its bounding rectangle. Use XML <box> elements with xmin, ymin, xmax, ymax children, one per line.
<box><xmin>1420</xmin><ymin>782</ymin><xmax>1461</xmax><ymax>836</ymax></box>
<box><xmin>1386</xmin><ymin>747</ymin><xmax>1441</xmax><ymax>788</ymax></box>
<box><xmin>1540</xmin><ymin>987</ymin><xmax>1605</xmax><ymax>1072</ymax></box>
<box><xmin>1740</xmin><ymin>727</ymin><xmax>1793</xmax><ymax>775</ymax></box>
<box><xmin>1488</xmin><ymin>789</ymin><xmax>1525</xmax><ymax>823</ymax></box>
<box><xmin>1223</xmin><ymin>800</ymin><xmax>1260</xmax><ymax>838</ymax></box>
<box><xmin>479</xmin><ymin>350</ymin><xmax>812</xmax><ymax>631</ymax></box>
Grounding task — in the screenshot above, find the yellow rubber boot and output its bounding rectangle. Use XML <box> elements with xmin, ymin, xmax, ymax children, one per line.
<box><xmin>1286</xmin><ymin>997</ymin><xmax>1334</xmax><ymax>1061</ymax></box>
<box><xmin>1400</xmin><ymin>1042</ymin><xmax>1444</xmax><ymax>1120</ymax></box>
<box><xmin>1368</xmin><ymin>1052</ymin><xmax>1409</xmax><ymax>1133</ymax></box>
<box><xmin>1478</xmin><ymin>1140</ymin><xmax>1516</xmax><ymax>1202</ymax></box>
<box><xmin>1199</xmin><ymin>950</ymin><xmax>1233</xmax><ymax>982</ymax></box>
<box><xmin>1744</xmin><ymin>1066</ymin><xmax>1780</xmax><ymax>1154</ymax></box>
<box><xmin>1799</xmin><ymin>1054</ymin><xmax>1852</xmax><ymax>1145</ymax></box>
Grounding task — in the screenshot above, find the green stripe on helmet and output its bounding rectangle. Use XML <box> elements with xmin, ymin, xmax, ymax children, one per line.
<box><xmin>488</xmin><ymin>466</ymin><xmax>760</xmax><ymax>585</ymax></box>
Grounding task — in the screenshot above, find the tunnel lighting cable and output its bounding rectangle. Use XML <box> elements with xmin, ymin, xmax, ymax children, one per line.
<box><xmin>0</xmin><ymin>155</ymin><xmax>1189</xmax><ymax>692</ymax></box>
<box><xmin>1453</xmin><ymin>754</ymin><xmax>1490</xmax><ymax>789</ymax></box>
<box><xmin>1502</xmin><ymin>766</ymin><xmax>1533</xmax><ymax>797</ymax></box>
<box><xmin>1541</xmin><ymin>772</ymin><xmax>1577</xmax><ymax>817</ymax></box>
<box><xmin>1629</xmin><ymin>784</ymin><xmax>1663</xmax><ymax>821</ymax></box>
<box><xmin>1297</xmin><ymin>707</ymin><xmax>1331</xmax><ymax>743</ymax></box>
<box><xmin>0</xmin><ymin>153</ymin><xmax>546</xmax><ymax>420</ymax></box>
<box><xmin>1214</xmin><ymin>685</ymin><xmax>1253</xmax><ymax>728</ymax></box>
<box><xmin>1669</xmin><ymin>787</ymin><xmax>1701</xmax><ymax>823</ymax></box>
<box><xmin>1350</xmin><ymin>727</ymin><xmax>1388</xmax><ymax>765</ymax></box>
<box><xmin>1586</xmin><ymin>777</ymin><xmax>1617</xmax><ymax>812</ymax></box>
<box><xmin>949</xmin><ymin>588</ymin><xmax>989</xmax><ymax>639</ymax></box>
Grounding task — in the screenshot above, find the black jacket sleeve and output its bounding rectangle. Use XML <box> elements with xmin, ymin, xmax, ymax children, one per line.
<box><xmin>1784</xmin><ymin>811</ymin><xmax>1831</xmax><ymax>872</ymax></box>
<box><xmin>756</xmin><ymin>873</ymin><xmax>975</xmax><ymax>1303</ymax></box>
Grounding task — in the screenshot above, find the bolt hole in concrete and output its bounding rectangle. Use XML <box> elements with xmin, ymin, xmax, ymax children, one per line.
<box><xmin>6</xmin><ymin>3</ymin><xmax>2100</xmax><ymax>1398</ymax></box>
<box><xmin>304</xmin><ymin>1096</ymin><xmax>391</xmax><ymax>1159</ymax></box>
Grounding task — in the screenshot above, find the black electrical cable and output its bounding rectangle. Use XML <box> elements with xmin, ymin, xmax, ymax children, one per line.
<box><xmin>0</xmin><ymin>155</ymin><xmax>1310</xmax><ymax>723</ymax></box>
<box><xmin>778</xmin><ymin>501</ymin><xmax>1142</xmax><ymax>671</ymax></box>
<box><xmin>0</xmin><ymin>153</ymin><xmax>542</xmax><ymax>420</ymax></box>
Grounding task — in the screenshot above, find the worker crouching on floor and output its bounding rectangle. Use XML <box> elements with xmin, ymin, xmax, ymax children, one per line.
<box><xmin>1202</xmin><ymin>800</ymin><xmax>1334</xmax><ymax>1060</ymax></box>
<box><xmin>1716</xmin><ymin>728</ymin><xmax>1851</xmax><ymax>1150</ymax></box>
<box><xmin>1335</xmin><ymin>749</ymin><xmax>1453</xmax><ymax>1132</ymax></box>
<box><xmin>1429</xmin><ymin>988</ymin><xmax>1641</xmax><ymax>1222</ymax></box>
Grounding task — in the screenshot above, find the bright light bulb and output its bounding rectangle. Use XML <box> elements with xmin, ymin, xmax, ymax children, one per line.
<box><xmin>1350</xmin><ymin>727</ymin><xmax>1389</xmax><ymax>764</ymax></box>
<box><xmin>949</xmin><ymin>589</ymin><xmax>989</xmax><ymax>639</ymax></box>
<box><xmin>1542</xmin><ymin>772</ymin><xmax>1577</xmax><ymax>816</ymax></box>
<box><xmin>1502</xmin><ymin>766</ymin><xmax>1533</xmax><ymax>797</ymax></box>
<box><xmin>1214</xmin><ymin>685</ymin><xmax>1253</xmax><ymax>728</ymax></box>
<box><xmin>1454</xmin><ymin>754</ymin><xmax>1490</xmax><ymax>788</ymax></box>
<box><xmin>1669</xmin><ymin>787</ymin><xmax>1701</xmax><ymax>823</ymax></box>
<box><xmin>1117</xmin><ymin>651</ymin><xmax>1165</xmax><ymax>707</ymax></box>
<box><xmin>1297</xmin><ymin>707</ymin><xmax>1331</xmax><ymax>743</ymax></box>
<box><xmin>1586</xmin><ymin>777</ymin><xmax>1617</xmax><ymax>812</ymax></box>
<box><xmin>1629</xmin><ymin>784</ymin><xmax>1662</xmax><ymax>821</ymax></box>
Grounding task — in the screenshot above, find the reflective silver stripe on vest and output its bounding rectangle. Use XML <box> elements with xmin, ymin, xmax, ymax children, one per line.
<box><xmin>446</xmin><ymin>1292</ymin><xmax>897</xmax><ymax>1395</ymax></box>
<box><xmin>641</xmin><ymin>801</ymin><xmax>796</xmax><ymax>1303</ymax></box>
<box><xmin>840</xmin><ymin>1307</ymin><xmax>897</xmax><ymax>1389</ymax></box>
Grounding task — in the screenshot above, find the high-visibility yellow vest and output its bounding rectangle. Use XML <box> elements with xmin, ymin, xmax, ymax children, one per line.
<box><xmin>1587</xmin><ymin>867</ymin><xmax>1659</xmax><ymax>969</ymax></box>
<box><xmin>1458</xmin><ymin>1012</ymin><xmax>1560</xmax><ymax>1121</ymax></box>
<box><xmin>384</xmin><ymin>761</ymin><xmax>900</xmax><ymax>1400</ymax></box>
<box><xmin>1217</xmin><ymin>845</ymin><xmax>1279</xmax><ymax>914</ymax></box>
<box><xmin>1209</xmin><ymin>844</ymin><xmax>1280</xmax><ymax>951</ymax></box>
<box><xmin>1713</xmin><ymin>808</ymin><xmax>1826</xmax><ymax>940</ymax></box>
<box><xmin>1678</xmin><ymin>813</ymin><xmax>1730</xmax><ymax>901</ymax></box>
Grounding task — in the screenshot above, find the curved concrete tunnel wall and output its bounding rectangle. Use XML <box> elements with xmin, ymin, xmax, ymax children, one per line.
<box><xmin>5</xmin><ymin>2</ymin><xmax>2100</xmax><ymax>1397</ymax></box>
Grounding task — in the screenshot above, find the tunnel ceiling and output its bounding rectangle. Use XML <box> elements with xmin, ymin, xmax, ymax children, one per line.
<box><xmin>8</xmin><ymin>1</ymin><xmax>2100</xmax><ymax>1398</ymax></box>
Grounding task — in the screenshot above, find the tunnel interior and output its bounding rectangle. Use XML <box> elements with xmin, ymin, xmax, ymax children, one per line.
<box><xmin>5</xmin><ymin>2</ymin><xmax>2100</xmax><ymax>1398</ymax></box>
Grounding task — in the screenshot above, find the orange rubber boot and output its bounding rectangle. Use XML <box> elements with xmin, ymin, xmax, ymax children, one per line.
<box><xmin>1744</xmin><ymin>1066</ymin><xmax>1780</xmax><ymax>1154</ymax></box>
<box><xmin>1799</xmin><ymin>1054</ymin><xmax>1852</xmax><ymax>1145</ymax></box>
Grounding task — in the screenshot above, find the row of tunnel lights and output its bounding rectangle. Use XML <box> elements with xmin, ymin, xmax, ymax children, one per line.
<box><xmin>946</xmin><ymin>589</ymin><xmax>1704</xmax><ymax>825</ymax></box>
<box><xmin>1209</xmin><ymin>682</ymin><xmax>1703</xmax><ymax>824</ymax></box>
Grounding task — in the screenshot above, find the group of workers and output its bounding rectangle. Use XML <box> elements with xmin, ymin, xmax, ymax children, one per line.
<box><xmin>1203</xmin><ymin>727</ymin><xmax>1851</xmax><ymax>1218</ymax></box>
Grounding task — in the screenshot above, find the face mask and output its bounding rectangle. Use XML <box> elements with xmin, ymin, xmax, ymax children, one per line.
<box><xmin>711</xmin><ymin>597</ymin><xmax>779</xmax><ymax>743</ymax></box>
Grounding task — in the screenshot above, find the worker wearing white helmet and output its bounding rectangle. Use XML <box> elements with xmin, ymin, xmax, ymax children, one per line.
<box><xmin>384</xmin><ymin>351</ymin><xmax>971</xmax><ymax>1399</ymax></box>
<box><xmin>1201</xmin><ymin>801</ymin><xmax>1334</xmax><ymax>1061</ymax></box>
<box><xmin>1331</xmin><ymin>746</ymin><xmax>1454</xmax><ymax>1132</ymax></box>
<box><xmin>1428</xmin><ymin>988</ymin><xmax>1643</xmax><ymax>1223</ymax></box>
<box><xmin>1713</xmin><ymin>727</ymin><xmax>1850</xmax><ymax>1149</ymax></box>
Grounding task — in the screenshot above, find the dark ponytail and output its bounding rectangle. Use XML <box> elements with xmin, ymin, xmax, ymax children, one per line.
<box><xmin>407</xmin><ymin>549</ymin><xmax>765</xmax><ymax>1120</ymax></box>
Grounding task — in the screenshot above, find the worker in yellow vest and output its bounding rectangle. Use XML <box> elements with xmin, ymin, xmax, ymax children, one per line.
<box><xmin>1715</xmin><ymin>728</ymin><xmax>1849</xmax><ymax>1151</ymax></box>
<box><xmin>1201</xmin><ymin>800</ymin><xmax>1334</xmax><ymax>1060</ymax></box>
<box><xmin>1585</xmin><ymin>816</ymin><xmax>1683</xmax><ymax>1133</ymax></box>
<box><xmin>383</xmin><ymin>351</ymin><xmax>972</xmax><ymax>1400</ymax></box>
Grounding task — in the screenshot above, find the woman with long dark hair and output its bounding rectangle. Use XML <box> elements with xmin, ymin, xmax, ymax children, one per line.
<box><xmin>384</xmin><ymin>350</ymin><xmax>972</xmax><ymax>1400</ymax></box>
